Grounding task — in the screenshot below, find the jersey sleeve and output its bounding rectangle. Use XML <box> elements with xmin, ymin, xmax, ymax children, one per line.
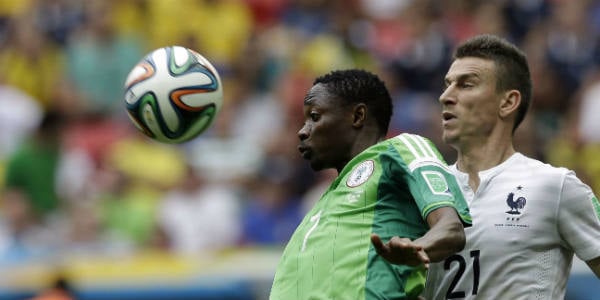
<box><xmin>392</xmin><ymin>134</ymin><xmax>472</xmax><ymax>226</ymax></box>
<box><xmin>557</xmin><ymin>171</ymin><xmax>600</xmax><ymax>261</ymax></box>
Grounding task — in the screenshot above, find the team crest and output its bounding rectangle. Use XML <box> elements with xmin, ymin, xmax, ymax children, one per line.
<box><xmin>506</xmin><ymin>186</ymin><xmax>527</xmax><ymax>215</ymax></box>
<box><xmin>347</xmin><ymin>160</ymin><xmax>374</xmax><ymax>187</ymax></box>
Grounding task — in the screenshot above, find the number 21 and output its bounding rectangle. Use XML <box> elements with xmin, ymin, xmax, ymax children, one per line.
<box><xmin>444</xmin><ymin>250</ymin><xmax>480</xmax><ymax>299</ymax></box>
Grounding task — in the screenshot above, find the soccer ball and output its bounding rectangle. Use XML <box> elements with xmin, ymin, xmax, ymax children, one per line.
<box><xmin>124</xmin><ymin>46</ymin><xmax>223</xmax><ymax>143</ymax></box>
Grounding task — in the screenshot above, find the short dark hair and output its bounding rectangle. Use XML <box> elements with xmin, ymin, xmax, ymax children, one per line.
<box><xmin>454</xmin><ymin>34</ymin><xmax>532</xmax><ymax>132</ymax></box>
<box><xmin>314</xmin><ymin>69</ymin><xmax>393</xmax><ymax>136</ymax></box>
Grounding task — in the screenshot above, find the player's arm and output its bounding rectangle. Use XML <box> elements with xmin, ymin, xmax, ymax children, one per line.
<box><xmin>373</xmin><ymin>134</ymin><xmax>469</xmax><ymax>266</ymax></box>
<box><xmin>371</xmin><ymin>206</ymin><xmax>465</xmax><ymax>267</ymax></box>
<box><xmin>557</xmin><ymin>173</ymin><xmax>600</xmax><ymax>279</ymax></box>
<box><xmin>414</xmin><ymin>206</ymin><xmax>466</xmax><ymax>262</ymax></box>
<box><xmin>587</xmin><ymin>256</ymin><xmax>600</xmax><ymax>278</ymax></box>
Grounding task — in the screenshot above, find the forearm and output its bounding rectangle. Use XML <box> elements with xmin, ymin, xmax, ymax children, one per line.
<box><xmin>415</xmin><ymin>209</ymin><xmax>466</xmax><ymax>262</ymax></box>
<box><xmin>371</xmin><ymin>207</ymin><xmax>466</xmax><ymax>266</ymax></box>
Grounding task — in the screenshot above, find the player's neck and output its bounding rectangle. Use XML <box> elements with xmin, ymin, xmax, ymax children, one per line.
<box><xmin>352</xmin><ymin>130</ymin><xmax>381</xmax><ymax>157</ymax></box>
<box><xmin>455</xmin><ymin>136</ymin><xmax>515</xmax><ymax>190</ymax></box>
<box><xmin>336</xmin><ymin>131</ymin><xmax>382</xmax><ymax>173</ymax></box>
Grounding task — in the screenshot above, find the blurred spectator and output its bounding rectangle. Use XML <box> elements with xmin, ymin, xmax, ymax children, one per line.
<box><xmin>28</xmin><ymin>276</ymin><xmax>74</xmax><ymax>300</ymax></box>
<box><xmin>61</xmin><ymin>111</ymin><xmax>130</xmax><ymax>171</ymax></box>
<box><xmin>0</xmin><ymin>84</ymin><xmax>43</xmax><ymax>159</ymax></box>
<box><xmin>96</xmin><ymin>166</ymin><xmax>160</xmax><ymax>250</ymax></box>
<box><xmin>0</xmin><ymin>13</ymin><xmax>65</xmax><ymax>108</ymax></box>
<box><xmin>300</xmin><ymin>169</ymin><xmax>336</xmax><ymax>214</ymax></box>
<box><xmin>0</xmin><ymin>0</ymin><xmax>32</xmax><ymax>18</ymax></box>
<box><xmin>576</xmin><ymin>72</ymin><xmax>600</xmax><ymax>144</ymax></box>
<box><xmin>31</xmin><ymin>0</ymin><xmax>85</xmax><ymax>46</ymax></box>
<box><xmin>186</xmin><ymin>0</ymin><xmax>254</xmax><ymax>70</ymax></box>
<box><xmin>543</xmin><ymin>0</ymin><xmax>600</xmax><ymax>96</ymax></box>
<box><xmin>281</xmin><ymin>0</ymin><xmax>333</xmax><ymax>38</ymax></box>
<box><xmin>297</xmin><ymin>32</ymin><xmax>355</xmax><ymax>75</ymax></box>
<box><xmin>156</xmin><ymin>163</ymin><xmax>241</xmax><ymax>255</ymax></box>
<box><xmin>438</xmin><ymin>0</ymin><xmax>479</xmax><ymax>44</ymax></box>
<box><xmin>109</xmin><ymin>0</ymin><xmax>149</xmax><ymax>41</ymax></box>
<box><xmin>0</xmin><ymin>0</ymin><xmax>31</xmax><ymax>46</ymax></box>
<box><xmin>105</xmin><ymin>132</ymin><xmax>186</xmax><ymax>190</ymax></box>
<box><xmin>60</xmin><ymin>199</ymin><xmax>110</xmax><ymax>256</ymax></box>
<box><xmin>240</xmin><ymin>175</ymin><xmax>304</xmax><ymax>245</ymax></box>
<box><xmin>185</xmin><ymin>73</ymin><xmax>266</xmax><ymax>183</ymax></box>
<box><xmin>503</xmin><ymin>0</ymin><xmax>549</xmax><ymax>43</ymax></box>
<box><xmin>387</xmin><ymin>1</ymin><xmax>452</xmax><ymax>92</ymax></box>
<box><xmin>547</xmin><ymin>71</ymin><xmax>600</xmax><ymax>193</ymax></box>
<box><xmin>64</xmin><ymin>1</ymin><xmax>143</xmax><ymax>114</ymax></box>
<box><xmin>472</xmin><ymin>1</ymin><xmax>508</xmax><ymax>37</ymax></box>
<box><xmin>0</xmin><ymin>188</ymin><xmax>59</xmax><ymax>266</ymax></box>
<box><xmin>96</xmin><ymin>130</ymin><xmax>187</xmax><ymax>249</ymax></box>
<box><xmin>3</xmin><ymin>111</ymin><xmax>67</xmax><ymax>218</ymax></box>
<box><xmin>144</xmin><ymin>0</ymin><xmax>254</xmax><ymax>72</ymax></box>
<box><xmin>245</xmin><ymin>0</ymin><xmax>288</xmax><ymax>30</ymax></box>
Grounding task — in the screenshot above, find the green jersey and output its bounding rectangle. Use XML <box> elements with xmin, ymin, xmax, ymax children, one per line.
<box><xmin>270</xmin><ymin>133</ymin><xmax>471</xmax><ymax>300</ymax></box>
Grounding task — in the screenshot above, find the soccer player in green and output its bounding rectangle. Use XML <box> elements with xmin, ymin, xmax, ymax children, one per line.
<box><xmin>269</xmin><ymin>69</ymin><xmax>472</xmax><ymax>299</ymax></box>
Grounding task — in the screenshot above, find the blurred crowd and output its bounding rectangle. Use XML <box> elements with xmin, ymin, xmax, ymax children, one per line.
<box><xmin>0</xmin><ymin>0</ymin><xmax>600</xmax><ymax>269</ymax></box>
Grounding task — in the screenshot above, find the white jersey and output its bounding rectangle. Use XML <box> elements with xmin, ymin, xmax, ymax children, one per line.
<box><xmin>423</xmin><ymin>153</ymin><xmax>600</xmax><ymax>300</ymax></box>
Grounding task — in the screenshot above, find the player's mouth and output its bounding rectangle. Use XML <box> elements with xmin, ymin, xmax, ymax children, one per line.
<box><xmin>298</xmin><ymin>145</ymin><xmax>311</xmax><ymax>159</ymax></box>
<box><xmin>442</xmin><ymin>111</ymin><xmax>457</xmax><ymax>126</ymax></box>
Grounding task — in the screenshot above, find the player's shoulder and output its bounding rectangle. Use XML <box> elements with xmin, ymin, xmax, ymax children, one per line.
<box><xmin>513</xmin><ymin>153</ymin><xmax>571</xmax><ymax>176</ymax></box>
<box><xmin>389</xmin><ymin>132</ymin><xmax>434</xmax><ymax>143</ymax></box>
<box><xmin>380</xmin><ymin>133</ymin><xmax>449</xmax><ymax>170</ymax></box>
<box><xmin>386</xmin><ymin>133</ymin><xmax>438</xmax><ymax>155</ymax></box>
<box><xmin>509</xmin><ymin>153</ymin><xmax>586</xmax><ymax>190</ymax></box>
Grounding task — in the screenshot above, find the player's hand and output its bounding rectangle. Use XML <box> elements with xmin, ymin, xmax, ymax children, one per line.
<box><xmin>370</xmin><ymin>234</ymin><xmax>430</xmax><ymax>268</ymax></box>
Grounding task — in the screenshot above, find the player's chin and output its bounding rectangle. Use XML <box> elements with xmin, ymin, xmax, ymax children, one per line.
<box><xmin>309</xmin><ymin>161</ymin><xmax>325</xmax><ymax>171</ymax></box>
<box><xmin>442</xmin><ymin>131</ymin><xmax>459</xmax><ymax>145</ymax></box>
<box><xmin>308</xmin><ymin>157</ymin><xmax>327</xmax><ymax>171</ymax></box>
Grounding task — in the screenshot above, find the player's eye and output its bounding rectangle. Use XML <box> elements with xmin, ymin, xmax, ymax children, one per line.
<box><xmin>310</xmin><ymin>112</ymin><xmax>320</xmax><ymax>121</ymax></box>
<box><xmin>458</xmin><ymin>81</ymin><xmax>474</xmax><ymax>88</ymax></box>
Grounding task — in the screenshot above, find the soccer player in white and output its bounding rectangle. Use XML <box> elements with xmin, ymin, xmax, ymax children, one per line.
<box><xmin>420</xmin><ymin>34</ymin><xmax>600</xmax><ymax>299</ymax></box>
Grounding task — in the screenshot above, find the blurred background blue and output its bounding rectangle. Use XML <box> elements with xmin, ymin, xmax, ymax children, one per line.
<box><xmin>0</xmin><ymin>0</ymin><xmax>598</xmax><ymax>299</ymax></box>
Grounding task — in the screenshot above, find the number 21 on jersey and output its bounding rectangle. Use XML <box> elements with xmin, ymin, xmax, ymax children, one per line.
<box><xmin>444</xmin><ymin>249</ymin><xmax>480</xmax><ymax>299</ymax></box>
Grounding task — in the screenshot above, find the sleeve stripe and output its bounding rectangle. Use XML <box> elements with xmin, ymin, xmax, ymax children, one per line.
<box><xmin>407</xmin><ymin>134</ymin><xmax>437</xmax><ymax>158</ymax></box>
<box><xmin>592</xmin><ymin>196</ymin><xmax>600</xmax><ymax>221</ymax></box>
<box><xmin>422</xmin><ymin>202</ymin><xmax>473</xmax><ymax>225</ymax></box>
<box><xmin>397</xmin><ymin>134</ymin><xmax>437</xmax><ymax>159</ymax></box>
<box><xmin>397</xmin><ymin>134</ymin><xmax>424</xmax><ymax>159</ymax></box>
<box><xmin>422</xmin><ymin>201</ymin><xmax>455</xmax><ymax>213</ymax></box>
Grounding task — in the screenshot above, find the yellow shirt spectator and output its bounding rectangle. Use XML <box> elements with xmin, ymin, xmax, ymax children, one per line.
<box><xmin>0</xmin><ymin>16</ymin><xmax>65</xmax><ymax>108</ymax></box>
<box><xmin>145</xmin><ymin>0</ymin><xmax>254</xmax><ymax>67</ymax></box>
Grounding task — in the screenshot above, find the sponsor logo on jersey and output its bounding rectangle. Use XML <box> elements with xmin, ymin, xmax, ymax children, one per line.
<box><xmin>347</xmin><ymin>160</ymin><xmax>374</xmax><ymax>187</ymax></box>
<box><xmin>422</xmin><ymin>171</ymin><xmax>450</xmax><ymax>195</ymax></box>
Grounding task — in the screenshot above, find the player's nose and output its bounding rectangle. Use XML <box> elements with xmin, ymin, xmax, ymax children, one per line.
<box><xmin>298</xmin><ymin>123</ymin><xmax>309</xmax><ymax>141</ymax></box>
<box><xmin>439</xmin><ymin>86</ymin><xmax>457</xmax><ymax>106</ymax></box>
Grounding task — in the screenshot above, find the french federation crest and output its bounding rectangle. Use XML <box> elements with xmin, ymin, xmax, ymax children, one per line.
<box><xmin>347</xmin><ymin>160</ymin><xmax>374</xmax><ymax>187</ymax></box>
<box><xmin>506</xmin><ymin>186</ymin><xmax>527</xmax><ymax>215</ymax></box>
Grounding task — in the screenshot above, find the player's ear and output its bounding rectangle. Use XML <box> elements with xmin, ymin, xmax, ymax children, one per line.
<box><xmin>499</xmin><ymin>90</ymin><xmax>520</xmax><ymax>119</ymax></box>
<box><xmin>352</xmin><ymin>103</ymin><xmax>367</xmax><ymax>128</ymax></box>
